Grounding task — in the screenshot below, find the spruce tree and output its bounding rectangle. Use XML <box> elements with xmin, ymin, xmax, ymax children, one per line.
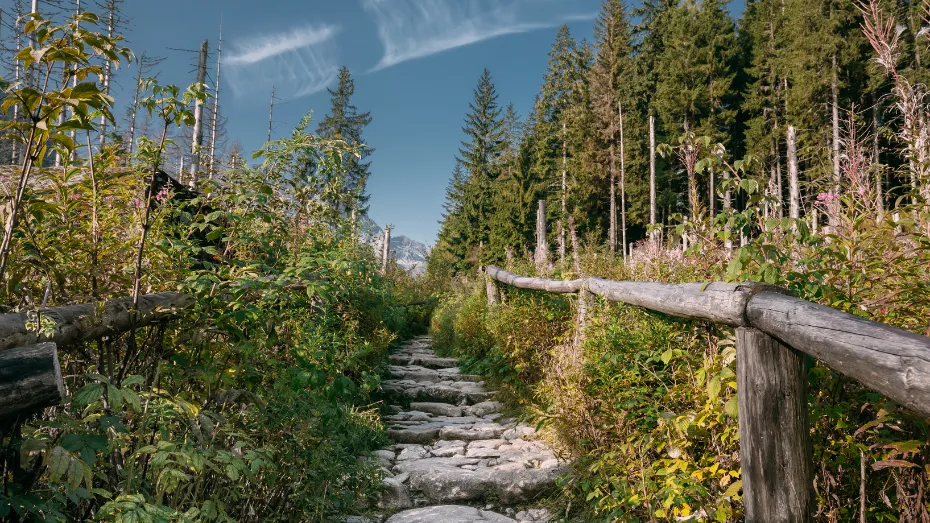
<box><xmin>317</xmin><ymin>66</ymin><xmax>374</xmax><ymax>212</ymax></box>
<box><xmin>590</xmin><ymin>0</ymin><xmax>634</xmax><ymax>251</ymax></box>
<box><xmin>456</xmin><ymin>69</ymin><xmax>507</xmax><ymax>265</ymax></box>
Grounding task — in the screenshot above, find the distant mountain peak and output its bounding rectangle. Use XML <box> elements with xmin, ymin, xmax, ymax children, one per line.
<box><xmin>360</xmin><ymin>216</ymin><xmax>430</xmax><ymax>276</ymax></box>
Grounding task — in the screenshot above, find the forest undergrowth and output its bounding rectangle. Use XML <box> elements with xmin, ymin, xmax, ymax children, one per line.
<box><xmin>0</xmin><ymin>12</ymin><xmax>431</xmax><ymax>523</ymax></box>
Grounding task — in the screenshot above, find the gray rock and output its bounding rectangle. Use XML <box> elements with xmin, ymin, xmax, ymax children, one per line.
<box><xmin>410</xmin><ymin>402</ymin><xmax>463</xmax><ymax>417</ymax></box>
<box><xmin>387</xmin><ymin>425</ymin><xmax>440</xmax><ymax>444</ymax></box>
<box><xmin>396</xmin><ymin>446</ymin><xmax>429</xmax><ymax>461</ymax></box>
<box><xmin>466</xmin><ymin>401</ymin><xmax>504</xmax><ymax>417</ymax></box>
<box><xmin>385</xmin><ymin>505</ymin><xmax>516</xmax><ymax>523</ymax></box>
<box><xmin>377</xmin><ymin>477</ymin><xmax>413</xmax><ymax>510</ymax></box>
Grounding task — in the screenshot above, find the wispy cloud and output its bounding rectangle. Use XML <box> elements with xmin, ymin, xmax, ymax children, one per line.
<box><xmin>226</xmin><ymin>24</ymin><xmax>341</xmax><ymax>99</ymax></box>
<box><xmin>364</xmin><ymin>0</ymin><xmax>590</xmax><ymax>71</ymax></box>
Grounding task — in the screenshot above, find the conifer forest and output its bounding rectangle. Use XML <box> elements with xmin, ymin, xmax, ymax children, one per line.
<box><xmin>4</xmin><ymin>0</ymin><xmax>930</xmax><ymax>521</ymax></box>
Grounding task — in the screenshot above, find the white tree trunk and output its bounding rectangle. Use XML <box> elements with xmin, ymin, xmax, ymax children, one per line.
<box><xmin>619</xmin><ymin>103</ymin><xmax>627</xmax><ymax>259</ymax></box>
<box><xmin>787</xmin><ymin>124</ymin><xmax>800</xmax><ymax>220</ymax></box>
<box><xmin>189</xmin><ymin>39</ymin><xmax>209</xmax><ymax>184</ymax></box>
<box><xmin>649</xmin><ymin>114</ymin><xmax>657</xmax><ymax>239</ymax></box>
<box><xmin>209</xmin><ymin>20</ymin><xmax>223</xmax><ymax>176</ymax></box>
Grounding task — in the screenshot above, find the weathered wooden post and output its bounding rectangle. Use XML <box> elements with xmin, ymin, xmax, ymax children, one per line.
<box><xmin>573</xmin><ymin>284</ymin><xmax>592</xmax><ymax>348</ymax></box>
<box><xmin>0</xmin><ymin>343</ymin><xmax>66</xmax><ymax>420</ymax></box>
<box><xmin>534</xmin><ymin>200</ymin><xmax>548</xmax><ymax>272</ymax></box>
<box><xmin>485</xmin><ymin>268</ymin><xmax>499</xmax><ymax>306</ymax></box>
<box><xmin>735</xmin><ymin>327</ymin><xmax>813</xmax><ymax>522</ymax></box>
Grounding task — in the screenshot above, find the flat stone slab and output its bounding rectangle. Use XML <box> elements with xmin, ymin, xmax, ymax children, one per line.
<box><xmin>386</xmin><ymin>506</ymin><xmax>515</xmax><ymax>523</ymax></box>
<box><xmin>411</xmin><ymin>402</ymin><xmax>464</xmax><ymax>417</ymax></box>
<box><xmin>377</xmin><ymin>337</ymin><xmax>569</xmax><ymax>514</ymax></box>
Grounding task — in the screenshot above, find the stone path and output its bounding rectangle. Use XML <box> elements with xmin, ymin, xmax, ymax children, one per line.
<box><xmin>368</xmin><ymin>336</ymin><xmax>566</xmax><ymax>523</ymax></box>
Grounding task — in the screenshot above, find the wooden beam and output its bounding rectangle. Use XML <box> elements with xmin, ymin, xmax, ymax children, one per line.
<box><xmin>586</xmin><ymin>279</ymin><xmax>762</xmax><ymax>327</ymax></box>
<box><xmin>0</xmin><ymin>343</ymin><xmax>66</xmax><ymax>420</ymax></box>
<box><xmin>736</xmin><ymin>328</ymin><xmax>813</xmax><ymax>522</ymax></box>
<box><xmin>747</xmin><ymin>291</ymin><xmax>930</xmax><ymax>418</ymax></box>
<box><xmin>0</xmin><ymin>292</ymin><xmax>193</xmax><ymax>350</ymax></box>
<box><xmin>485</xmin><ymin>266</ymin><xmax>582</xmax><ymax>294</ymax></box>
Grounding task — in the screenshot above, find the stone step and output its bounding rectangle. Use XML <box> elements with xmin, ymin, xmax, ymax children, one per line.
<box><xmin>388</xmin><ymin>365</ymin><xmax>483</xmax><ymax>383</ymax></box>
<box><xmin>376</xmin><ymin>433</ymin><xmax>566</xmax><ymax>506</ymax></box>
<box><xmin>381</xmin><ymin>380</ymin><xmax>494</xmax><ymax>405</ymax></box>
<box><xmin>389</xmin><ymin>354</ymin><xmax>460</xmax><ymax>369</ymax></box>
<box><xmin>384</xmin><ymin>505</ymin><xmax>553</xmax><ymax>523</ymax></box>
<box><xmin>372</xmin><ymin>338</ymin><xmax>563</xmax><ymax>522</ymax></box>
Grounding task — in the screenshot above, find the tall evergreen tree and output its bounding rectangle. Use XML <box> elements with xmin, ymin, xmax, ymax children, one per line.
<box><xmin>590</xmin><ymin>0</ymin><xmax>635</xmax><ymax>251</ymax></box>
<box><xmin>317</xmin><ymin>66</ymin><xmax>374</xmax><ymax>212</ymax></box>
<box><xmin>456</xmin><ymin>69</ymin><xmax>507</xmax><ymax>264</ymax></box>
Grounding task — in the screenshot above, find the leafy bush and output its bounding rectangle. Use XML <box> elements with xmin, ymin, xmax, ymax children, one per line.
<box><xmin>0</xmin><ymin>13</ymin><xmax>426</xmax><ymax>522</ymax></box>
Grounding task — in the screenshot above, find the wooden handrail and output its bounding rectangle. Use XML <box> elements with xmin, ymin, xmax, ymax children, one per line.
<box><xmin>0</xmin><ymin>292</ymin><xmax>193</xmax><ymax>351</ymax></box>
<box><xmin>0</xmin><ymin>343</ymin><xmax>65</xmax><ymax>420</ymax></box>
<box><xmin>484</xmin><ymin>265</ymin><xmax>930</xmax><ymax>522</ymax></box>
<box><xmin>0</xmin><ymin>293</ymin><xmax>193</xmax><ymax>422</ymax></box>
<box><xmin>486</xmin><ymin>266</ymin><xmax>930</xmax><ymax>417</ymax></box>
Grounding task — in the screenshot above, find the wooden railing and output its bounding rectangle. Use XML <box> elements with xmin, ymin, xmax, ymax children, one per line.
<box><xmin>0</xmin><ymin>292</ymin><xmax>193</xmax><ymax>420</ymax></box>
<box><xmin>485</xmin><ymin>265</ymin><xmax>930</xmax><ymax>523</ymax></box>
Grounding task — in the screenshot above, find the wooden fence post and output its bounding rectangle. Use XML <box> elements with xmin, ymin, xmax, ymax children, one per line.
<box><xmin>485</xmin><ymin>268</ymin><xmax>499</xmax><ymax>306</ymax></box>
<box><xmin>574</xmin><ymin>286</ymin><xmax>592</xmax><ymax>348</ymax></box>
<box><xmin>736</xmin><ymin>327</ymin><xmax>813</xmax><ymax>522</ymax></box>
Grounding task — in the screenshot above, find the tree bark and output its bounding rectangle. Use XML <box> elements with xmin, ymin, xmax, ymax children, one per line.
<box><xmin>619</xmin><ymin>103</ymin><xmax>627</xmax><ymax>258</ymax></box>
<box><xmin>649</xmin><ymin>114</ymin><xmax>657</xmax><ymax>237</ymax></box>
<box><xmin>559</xmin><ymin>123</ymin><xmax>567</xmax><ymax>266</ymax></box>
<box><xmin>190</xmin><ymin>39</ymin><xmax>209</xmax><ymax>184</ymax></box>
<box><xmin>787</xmin><ymin>124</ymin><xmax>800</xmax><ymax>220</ymax></box>
<box><xmin>534</xmin><ymin>200</ymin><xmax>548</xmax><ymax>272</ymax></box>
<box><xmin>381</xmin><ymin>225</ymin><xmax>392</xmax><ymax>274</ymax></box>
<box><xmin>609</xmin><ymin>142</ymin><xmax>616</xmax><ymax>252</ymax></box>
<box><xmin>209</xmin><ymin>20</ymin><xmax>223</xmax><ymax>176</ymax></box>
<box><xmin>98</xmin><ymin>4</ymin><xmax>115</xmax><ymax>149</ymax></box>
<box><xmin>0</xmin><ymin>343</ymin><xmax>66</xmax><ymax>420</ymax></box>
<box><xmin>873</xmin><ymin>102</ymin><xmax>883</xmax><ymax>215</ymax></box>
<box><xmin>736</xmin><ymin>327</ymin><xmax>813</xmax><ymax>522</ymax></box>
<box><xmin>831</xmin><ymin>53</ymin><xmax>840</xmax><ymax>226</ymax></box>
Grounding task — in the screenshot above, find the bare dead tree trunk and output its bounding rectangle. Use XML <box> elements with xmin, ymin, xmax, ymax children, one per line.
<box><xmin>534</xmin><ymin>200</ymin><xmax>548</xmax><ymax>273</ymax></box>
<box><xmin>787</xmin><ymin>124</ymin><xmax>800</xmax><ymax>220</ymax></box>
<box><xmin>381</xmin><ymin>225</ymin><xmax>392</xmax><ymax>274</ymax></box>
<box><xmin>831</xmin><ymin>53</ymin><xmax>841</xmax><ymax>226</ymax></box>
<box><xmin>709</xmin><ymin>164</ymin><xmax>715</xmax><ymax>216</ymax></box>
<box><xmin>10</xmin><ymin>0</ymin><xmax>22</xmax><ymax>166</ymax></box>
<box><xmin>189</xmin><ymin>39</ymin><xmax>208</xmax><ymax>185</ymax></box>
<box><xmin>873</xmin><ymin>102</ymin><xmax>884</xmax><ymax>215</ymax></box>
<box><xmin>267</xmin><ymin>84</ymin><xmax>275</xmax><ymax>142</ymax></box>
<box><xmin>724</xmin><ymin>165</ymin><xmax>732</xmax><ymax>252</ymax></box>
<box><xmin>569</xmin><ymin>216</ymin><xmax>581</xmax><ymax>274</ymax></box>
<box><xmin>559</xmin><ymin>122</ymin><xmax>567</xmax><ymax>267</ymax></box>
<box><xmin>609</xmin><ymin>141</ymin><xmax>616</xmax><ymax>252</ymax></box>
<box><xmin>649</xmin><ymin>114</ymin><xmax>657</xmax><ymax>238</ymax></box>
<box><xmin>127</xmin><ymin>53</ymin><xmax>145</xmax><ymax>160</ymax></box>
<box><xmin>619</xmin><ymin>103</ymin><xmax>627</xmax><ymax>259</ymax></box>
<box><xmin>98</xmin><ymin>3</ymin><xmax>115</xmax><ymax>149</ymax></box>
<box><xmin>209</xmin><ymin>19</ymin><xmax>223</xmax><ymax>176</ymax></box>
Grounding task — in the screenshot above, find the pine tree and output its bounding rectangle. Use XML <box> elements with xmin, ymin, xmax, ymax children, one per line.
<box><xmin>590</xmin><ymin>0</ymin><xmax>634</xmax><ymax>251</ymax></box>
<box><xmin>455</xmin><ymin>69</ymin><xmax>507</xmax><ymax>264</ymax></box>
<box><xmin>317</xmin><ymin>66</ymin><xmax>374</xmax><ymax>212</ymax></box>
<box><xmin>653</xmin><ymin>0</ymin><xmax>739</xmax><ymax>217</ymax></box>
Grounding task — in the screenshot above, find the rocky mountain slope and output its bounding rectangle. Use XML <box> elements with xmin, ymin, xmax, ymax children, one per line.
<box><xmin>362</xmin><ymin>216</ymin><xmax>430</xmax><ymax>276</ymax></box>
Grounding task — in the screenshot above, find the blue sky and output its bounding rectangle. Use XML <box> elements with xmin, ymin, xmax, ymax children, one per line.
<box><xmin>108</xmin><ymin>0</ymin><xmax>603</xmax><ymax>244</ymax></box>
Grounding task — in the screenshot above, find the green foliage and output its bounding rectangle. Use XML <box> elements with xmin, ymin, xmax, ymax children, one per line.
<box><xmin>0</xmin><ymin>14</ymin><xmax>423</xmax><ymax>522</ymax></box>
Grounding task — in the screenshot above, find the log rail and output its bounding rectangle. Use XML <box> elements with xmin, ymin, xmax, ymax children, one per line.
<box><xmin>484</xmin><ymin>265</ymin><xmax>930</xmax><ymax>522</ymax></box>
<box><xmin>0</xmin><ymin>293</ymin><xmax>193</xmax><ymax>421</ymax></box>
